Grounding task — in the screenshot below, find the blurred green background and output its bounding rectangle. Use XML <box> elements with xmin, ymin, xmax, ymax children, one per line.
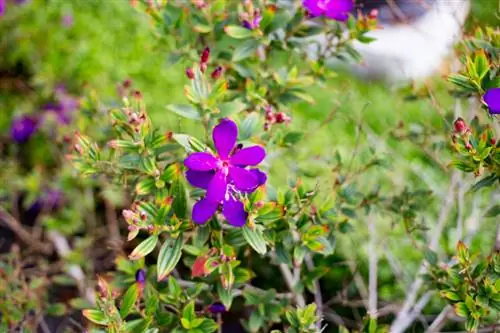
<box><xmin>0</xmin><ymin>0</ymin><xmax>498</xmax><ymax>328</ymax></box>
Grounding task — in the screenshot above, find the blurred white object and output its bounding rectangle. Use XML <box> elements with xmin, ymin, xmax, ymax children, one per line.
<box><xmin>350</xmin><ymin>0</ymin><xmax>471</xmax><ymax>82</ymax></box>
<box><xmin>292</xmin><ymin>0</ymin><xmax>471</xmax><ymax>83</ymax></box>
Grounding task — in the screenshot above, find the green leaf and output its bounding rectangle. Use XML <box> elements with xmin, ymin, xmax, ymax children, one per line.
<box><xmin>172</xmin><ymin>134</ymin><xmax>209</xmax><ymax>153</ymax></box>
<box><xmin>470</xmin><ymin>174</ymin><xmax>497</xmax><ymax>192</ymax></box>
<box><xmin>424</xmin><ymin>249</ymin><xmax>438</xmax><ymax>265</ymax></box>
<box><xmin>166</xmin><ymin>104</ymin><xmax>201</xmax><ymax>120</ymax></box>
<box><xmin>239</xmin><ymin>113</ymin><xmax>260</xmax><ymax>140</ymax></box>
<box><xmin>197</xmin><ymin>319</ymin><xmax>218</xmax><ymax>333</ymax></box>
<box><xmin>242</xmin><ymin>226</ymin><xmax>267</xmax><ymax>255</ymax></box>
<box><xmin>182</xmin><ymin>301</ymin><xmax>196</xmax><ymax>328</ymax></box>
<box><xmin>217</xmin><ymin>282</ymin><xmax>234</xmax><ymax>309</ymax></box>
<box><xmin>248</xmin><ymin>311</ymin><xmax>264</xmax><ymax>332</ymax></box>
<box><xmin>484</xmin><ymin>204</ymin><xmax>500</xmax><ymax>218</ymax></box>
<box><xmin>444</xmin><ymin>291</ymin><xmax>461</xmax><ymax>301</ymax></box>
<box><xmin>194</xmin><ymin>24</ymin><xmax>213</xmax><ymax>33</ymax></box>
<box><xmin>171</xmin><ymin>178</ymin><xmax>187</xmax><ymax>218</ymax></box>
<box><xmin>282</xmin><ymin>132</ymin><xmax>303</xmax><ymax>146</ymax></box>
<box><xmin>82</xmin><ymin>309</ymin><xmax>108</xmax><ymax>326</ymax></box>
<box><xmin>157</xmin><ymin>235</ymin><xmax>184</xmax><ymax>281</ymax></box>
<box><xmin>232</xmin><ymin>39</ymin><xmax>260</xmax><ymax>62</ymax></box>
<box><xmin>129</xmin><ymin>235</ymin><xmax>158</xmax><ymax>260</ymax></box>
<box><xmin>465</xmin><ymin>317</ymin><xmax>479</xmax><ymax>332</ymax></box>
<box><xmin>218</xmin><ymin>100</ymin><xmax>246</xmax><ymax>117</ymax></box>
<box><xmin>136</xmin><ymin>177</ymin><xmax>156</xmax><ymax>196</ymax></box>
<box><xmin>120</xmin><ymin>284</ymin><xmax>139</xmax><ymax>318</ymax></box>
<box><xmin>454</xmin><ymin>302</ymin><xmax>469</xmax><ymax>317</ymax></box>
<box><xmin>46</xmin><ymin>303</ymin><xmax>66</xmax><ymax>316</ymax></box>
<box><xmin>225</xmin><ymin>25</ymin><xmax>254</xmax><ymax>39</ymax></box>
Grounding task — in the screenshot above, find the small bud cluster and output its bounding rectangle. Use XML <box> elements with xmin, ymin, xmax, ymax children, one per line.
<box><xmin>263</xmin><ymin>105</ymin><xmax>291</xmax><ymax>131</ymax></box>
<box><xmin>185</xmin><ymin>47</ymin><xmax>225</xmax><ymax>81</ymax></box>
<box><xmin>240</xmin><ymin>1</ymin><xmax>262</xmax><ymax>30</ymax></box>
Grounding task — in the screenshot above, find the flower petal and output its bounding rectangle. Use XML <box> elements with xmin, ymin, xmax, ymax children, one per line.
<box><xmin>230</xmin><ymin>146</ymin><xmax>266</xmax><ymax>166</ymax></box>
<box><xmin>184</xmin><ymin>152</ymin><xmax>218</xmax><ymax>171</ymax></box>
<box><xmin>213</xmin><ymin>118</ymin><xmax>238</xmax><ymax>159</ymax></box>
<box><xmin>229</xmin><ymin>166</ymin><xmax>259</xmax><ymax>191</ymax></box>
<box><xmin>206</xmin><ymin>171</ymin><xmax>228</xmax><ymax>202</ymax></box>
<box><xmin>484</xmin><ymin>88</ymin><xmax>500</xmax><ymax>114</ymax></box>
<box><xmin>192</xmin><ymin>198</ymin><xmax>219</xmax><ymax>224</ymax></box>
<box><xmin>222</xmin><ymin>197</ymin><xmax>247</xmax><ymax>227</ymax></box>
<box><xmin>325</xmin><ymin>0</ymin><xmax>353</xmax><ymax>21</ymax></box>
<box><xmin>186</xmin><ymin>170</ymin><xmax>215</xmax><ymax>189</ymax></box>
<box><xmin>302</xmin><ymin>0</ymin><xmax>325</xmax><ymax>17</ymax></box>
<box><xmin>241</xmin><ymin>169</ymin><xmax>268</xmax><ymax>193</ymax></box>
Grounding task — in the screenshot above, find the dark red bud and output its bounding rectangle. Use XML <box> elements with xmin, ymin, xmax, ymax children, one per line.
<box><xmin>201</xmin><ymin>47</ymin><xmax>210</xmax><ymax>64</ymax></box>
<box><xmin>465</xmin><ymin>142</ymin><xmax>472</xmax><ymax>150</ymax></box>
<box><xmin>186</xmin><ymin>67</ymin><xmax>195</xmax><ymax>79</ymax></box>
<box><xmin>490</xmin><ymin>138</ymin><xmax>496</xmax><ymax>145</ymax></box>
<box><xmin>211</xmin><ymin>66</ymin><xmax>223</xmax><ymax>79</ymax></box>
<box><xmin>368</xmin><ymin>9</ymin><xmax>378</xmax><ymax>20</ymax></box>
<box><xmin>133</xmin><ymin>90</ymin><xmax>142</xmax><ymax>100</ymax></box>
<box><xmin>123</xmin><ymin>79</ymin><xmax>133</xmax><ymax>88</ymax></box>
<box><xmin>453</xmin><ymin>117</ymin><xmax>468</xmax><ymax>134</ymax></box>
<box><xmin>275</xmin><ymin>112</ymin><xmax>290</xmax><ymax>124</ymax></box>
<box><xmin>264</xmin><ymin>122</ymin><xmax>270</xmax><ymax>131</ymax></box>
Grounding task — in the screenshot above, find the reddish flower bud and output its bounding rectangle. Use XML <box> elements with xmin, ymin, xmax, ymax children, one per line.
<box><xmin>368</xmin><ymin>9</ymin><xmax>378</xmax><ymax>20</ymax></box>
<box><xmin>453</xmin><ymin>117</ymin><xmax>468</xmax><ymax>135</ymax></box>
<box><xmin>275</xmin><ymin>112</ymin><xmax>291</xmax><ymax>124</ymax></box>
<box><xmin>186</xmin><ymin>67</ymin><xmax>195</xmax><ymax>79</ymax></box>
<box><xmin>211</xmin><ymin>66</ymin><xmax>223</xmax><ymax>79</ymax></box>
<box><xmin>465</xmin><ymin>142</ymin><xmax>472</xmax><ymax>150</ymax></box>
<box><xmin>200</xmin><ymin>62</ymin><xmax>207</xmax><ymax>73</ymax></box>
<box><xmin>133</xmin><ymin>90</ymin><xmax>142</xmax><ymax>100</ymax></box>
<box><xmin>490</xmin><ymin>138</ymin><xmax>496</xmax><ymax>146</ymax></box>
<box><xmin>200</xmin><ymin>47</ymin><xmax>210</xmax><ymax>64</ymax></box>
<box><xmin>264</xmin><ymin>122</ymin><xmax>271</xmax><ymax>131</ymax></box>
<box><xmin>123</xmin><ymin>79</ymin><xmax>133</xmax><ymax>88</ymax></box>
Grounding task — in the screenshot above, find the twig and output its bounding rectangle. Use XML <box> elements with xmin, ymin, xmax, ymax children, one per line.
<box><xmin>426</xmin><ymin>305</ymin><xmax>454</xmax><ymax>333</ymax></box>
<box><xmin>279</xmin><ymin>262</ymin><xmax>306</xmax><ymax>307</ymax></box>
<box><xmin>368</xmin><ymin>213</ymin><xmax>378</xmax><ymax>318</ymax></box>
<box><xmin>0</xmin><ymin>207</ymin><xmax>53</xmax><ymax>255</ymax></box>
<box><xmin>103</xmin><ymin>198</ymin><xmax>122</xmax><ymax>251</ymax></box>
<box><xmin>390</xmin><ymin>173</ymin><xmax>459</xmax><ymax>333</ymax></box>
<box><xmin>305</xmin><ymin>255</ymin><xmax>323</xmax><ymax>329</ymax></box>
<box><xmin>47</xmin><ymin>230</ymin><xmax>95</xmax><ymax>305</ymax></box>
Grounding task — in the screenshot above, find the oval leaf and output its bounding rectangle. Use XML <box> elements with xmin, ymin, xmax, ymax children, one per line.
<box><xmin>242</xmin><ymin>226</ymin><xmax>267</xmax><ymax>255</ymax></box>
<box><xmin>82</xmin><ymin>309</ymin><xmax>108</xmax><ymax>325</ymax></box>
<box><xmin>120</xmin><ymin>284</ymin><xmax>140</xmax><ymax>318</ymax></box>
<box><xmin>225</xmin><ymin>25</ymin><xmax>254</xmax><ymax>39</ymax></box>
<box><xmin>129</xmin><ymin>235</ymin><xmax>158</xmax><ymax>260</ymax></box>
<box><xmin>166</xmin><ymin>104</ymin><xmax>201</xmax><ymax>120</ymax></box>
<box><xmin>157</xmin><ymin>235</ymin><xmax>184</xmax><ymax>281</ymax></box>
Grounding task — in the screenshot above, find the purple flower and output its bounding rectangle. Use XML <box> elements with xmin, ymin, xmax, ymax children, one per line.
<box><xmin>242</xmin><ymin>9</ymin><xmax>262</xmax><ymax>30</ymax></box>
<box><xmin>26</xmin><ymin>189</ymin><xmax>63</xmax><ymax>216</ymax></box>
<box><xmin>484</xmin><ymin>88</ymin><xmax>500</xmax><ymax>115</ymax></box>
<box><xmin>62</xmin><ymin>14</ymin><xmax>73</xmax><ymax>28</ymax></box>
<box><xmin>184</xmin><ymin>119</ymin><xmax>266</xmax><ymax>227</ymax></box>
<box><xmin>208</xmin><ymin>301</ymin><xmax>226</xmax><ymax>314</ymax></box>
<box><xmin>43</xmin><ymin>88</ymin><xmax>80</xmax><ymax>124</ymax></box>
<box><xmin>135</xmin><ymin>269</ymin><xmax>146</xmax><ymax>285</ymax></box>
<box><xmin>303</xmin><ymin>0</ymin><xmax>354</xmax><ymax>21</ymax></box>
<box><xmin>10</xmin><ymin>115</ymin><xmax>38</xmax><ymax>143</ymax></box>
<box><xmin>0</xmin><ymin>0</ymin><xmax>5</xmax><ymax>16</ymax></box>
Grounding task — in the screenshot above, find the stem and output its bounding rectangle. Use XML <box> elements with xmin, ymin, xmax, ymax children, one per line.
<box><xmin>305</xmin><ymin>255</ymin><xmax>323</xmax><ymax>330</ymax></box>
<box><xmin>0</xmin><ymin>207</ymin><xmax>53</xmax><ymax>255</ymax></box>
<box><xmin>368</xmin><ymin>213</ymin><xmax>378</xmax><ymax>319</ymax></box>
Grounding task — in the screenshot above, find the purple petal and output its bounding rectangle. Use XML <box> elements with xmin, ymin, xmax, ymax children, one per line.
<box><xmin>229</xmin><ymin>166</ymin><xmax>259</xmax><ymax>191</ymax></box>
<box><xmin>0</xmin><ymin>0</ymin><xmax>5</xmax><ymax>16</ymax></box>
<box><xmin>213</xmin><ymin>118</ymin><xmax>238</xmax><ymax>159</ymax></box>
<box><xmin>484</xmin><ymin>88</ymin><xmax>500</xmax><ymax>114</ymax></box>
<box><xmin>302</xmin><ymin>0</ymin><xmax>326</xmax><ymax>17</ymax></box>
<box><xmin>325</xmin><ymin>0</ymin><xmax>353</xmax><ymax>21</ymax></box>
<box><xmin>186</xmin><ymin>170</ymin><xmax>215</xmax><ymax>189</ymax></box>
<box><xmin>10</xmin><ymin>116</ymin><xmax>38</xmax><ymax>143</ymax></box>
<box><xmin>241</xmin><ymin>169</ymin><xmax>267</xmax><ymax>193</ymax></box>
<box><xmin>206</xmin><ymin>171</ymin><xmax>228</xmax><ymax>202</ymax></box>
<box><xmin>192</xmin><ymin>198</ymin><xmax>219</xmax><ymax>224</ymax></box>
<box><xmin>184</xmin><ymin>152</ymin><xmax>218</xmax><ymax>171</ymax></box>
<box><xmin>222</xmin><ymin>197</ymin><xmax>248</xmax><ymax>227</ymax></box>
<box><xmin>230</xmin><ymin>146</ymin><xmax>266</xmax><ymax>166</ymax></box>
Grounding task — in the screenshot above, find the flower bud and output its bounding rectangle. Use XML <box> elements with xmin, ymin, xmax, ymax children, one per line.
<box><xmin>275</xmin><ymin>112</ymin><xmax>291</xmax><ymax>124</ymax></box>
<box><xmin>185</xmin><ymin>67</ymin><xmax>195</xmax><ymax>79</ymax></box>
<box><xmin>200</xmin><ymin>47</ymin><xmax>210</xmax><ymax>64</ymax></box>
<box><xmin>123</xmin><ymin>79</ymin><xmax>133</xmax><ymax>88</ymax></box>
<box><xmin>453</xmin><ymin>117</ymin><xmax>468</xmax><ymax>135</ymax></box>
<box><xmin>368</xmin><ymin>9</ymin><xmax>378</xmax><ymax>20</ymax></box>
<box><xmin>208</xmin><ymin>301</ymin><xmax>226</xmax><ymax>314</ymax></box>
<box><xmin>135</xmin><ymin>269</ymin><xmax>146</xmax><ymax>285</ymax></box>
<box><xmin>211</xmin><ymin>66</ymin><xmax>223</xmax><ymax>79</ymax></box>
<box><xmin>490</xmin><ymin>138</ymin><xmax>496</xmax><ymax>146</ymax></box>
<box><xmin>200</xmin><ymin>62</ymin><xmax>207</xmax><ymax>73</ymax></box>
<box><xmin>122</xmin><ymin>209</ymin><xmax>136</xmax><ymax>224</ymax></box>
<box><xmin>133</xmin><ymin>90</ymin><xmax>142</xmax><ymax>100</ymax></box>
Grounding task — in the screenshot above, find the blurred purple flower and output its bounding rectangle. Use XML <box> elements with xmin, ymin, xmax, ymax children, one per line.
<box><xmin>208</xmin><ymin>302</ymin><xmax>226</xmax><ymax>314</ymax></box>
<box><xmin>43</xmin><ymin>87</ymin><xmax>80</xmax><ymax>124</ymax></box>
<box><xmin>242</xmin><ymin>9</ymin><xmax>262</xmax><ymax>30</ymax></box>
<box><xmin>484</xmin><ymin>88</ymin><xmax>500</xmax><ymax>115</ymax></box>
<box><xmin>303</xmin><ymin>0</ymin><xmax>353</xmax><ymax>21</ymax></box>
<box><xmin>135</xmin><ymin>269</ymin><xmax>146</xmax><ymax>286</ymax></box>
<box><xmin>0</xmin><ymin>0</ymin><xmax>5</xmax><ymax>16</ymax></box>
<box><xmin>62</xmin><ymin>14</ymin><xmax>73</xmax><ymax>27</ymax></box>
<box><xmin>26</xmin><ymin>189</ymin><xmax>63</xmax><ymax>216</ymax></box>
<box><xmin>184</xmin><ymin>118</ymin><xmax>266</xmax><ymax>227</ymax></box>
<box><xmin>10</xmin><ymin>115</ymin><xmax>38</xmax><ymax>143</ymax></box>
